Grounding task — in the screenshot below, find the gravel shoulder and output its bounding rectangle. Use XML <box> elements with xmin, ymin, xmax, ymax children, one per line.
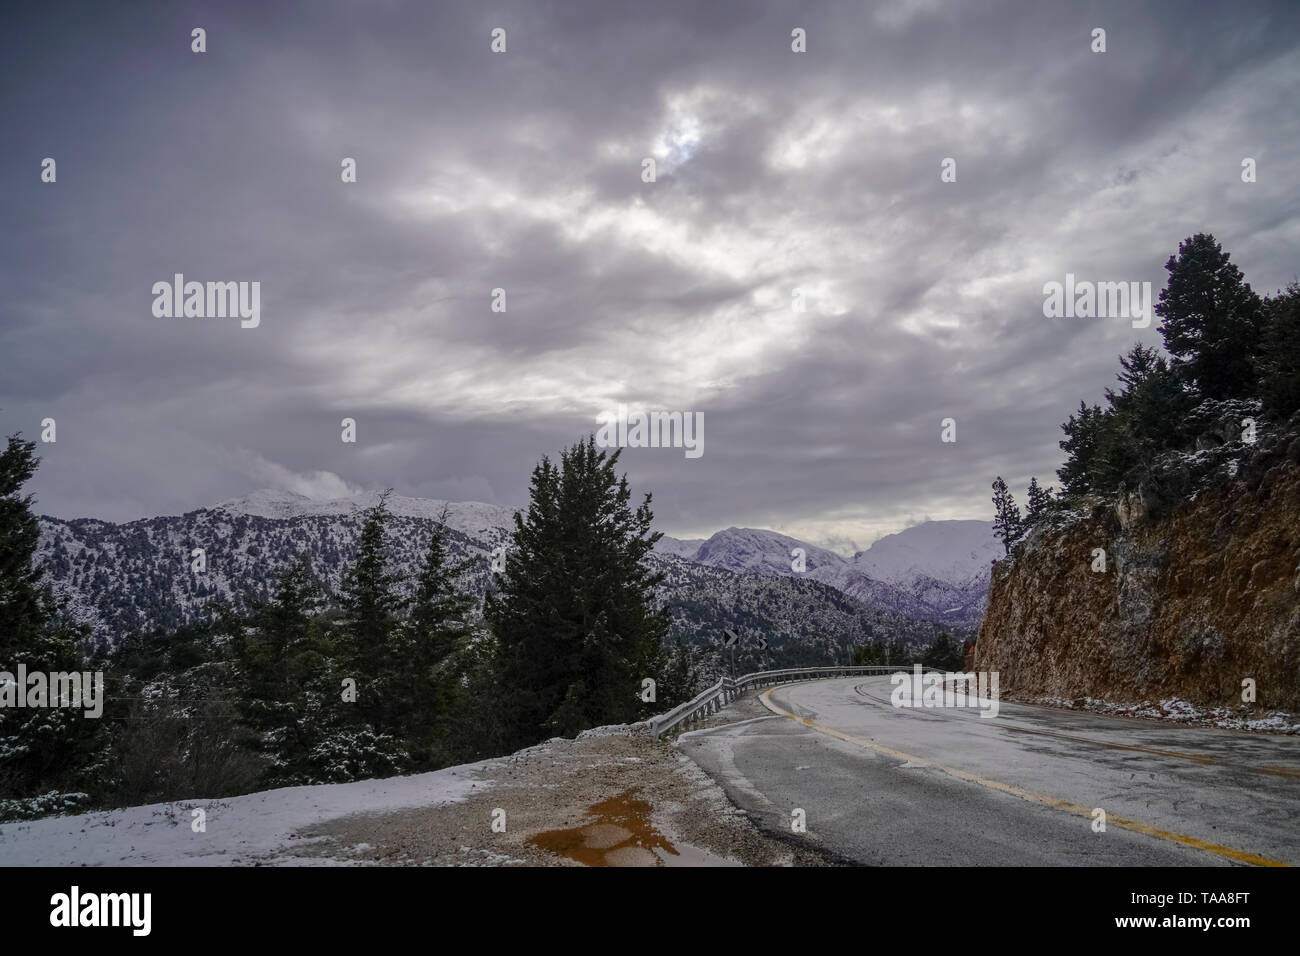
<box><xmin>299</xmin><ymin>693</ymin><xmax>838</xmax><ymax>866</ymax></box>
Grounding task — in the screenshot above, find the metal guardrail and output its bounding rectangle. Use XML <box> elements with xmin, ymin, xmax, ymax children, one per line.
<box><xmin>648</xmin><ymin>664</ymin><xmax>915</xmax><ymax>739</ymax></box>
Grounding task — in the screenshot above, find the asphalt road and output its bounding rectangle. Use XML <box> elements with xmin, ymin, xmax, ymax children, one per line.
<box><xmin>678</xmin><ymin>676</ymin><xmax>1300</xmax><ymax>866</ymax></box>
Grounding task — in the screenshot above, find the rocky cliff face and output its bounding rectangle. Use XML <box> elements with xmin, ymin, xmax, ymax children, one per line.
<box><xmin>977</xmin><ymin>421</ymin><xmax>1300</xmax><ymax>711</ymax></box>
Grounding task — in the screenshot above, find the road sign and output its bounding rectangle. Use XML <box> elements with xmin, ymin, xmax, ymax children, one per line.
<box><xmin>723</xmin><ymin>628</ymin><xmax>740</xmax><ymax>647</ymax></box>
<box><xmin>757</xmin><ymin>637</ymin><xmax>768</xmax><ymax>651</ymax></box>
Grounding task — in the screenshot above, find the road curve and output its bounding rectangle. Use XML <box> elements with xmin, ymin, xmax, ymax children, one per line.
<box><xmin>677</xmin><ymin>676</ymin><xmax>1300</xmax><ymax>866</ymax></box>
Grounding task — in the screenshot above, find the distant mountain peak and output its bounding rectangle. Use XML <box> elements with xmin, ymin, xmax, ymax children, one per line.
<box><xmin>691</xmin><ymin>525</ymin><xmax>846</xmax><ymax>575</ymax></box>
<box><xmin>214</xmin><ymin>488</ymin><xmax>518</xmax><ymax>538</ymax></box>
<box><xmin>852</xmin><ymin>519</ymin><xmax>999</xmax><ymax>588</ymax></box>
<box><xmin>39</xmin><ymin>492</ymin><xmax>994</xmax><ymax>645</ymax></box>
<box><xmin>213</xmin><ymin>488</ymin><xmax>316</xmax><ymax>518</ymax></box>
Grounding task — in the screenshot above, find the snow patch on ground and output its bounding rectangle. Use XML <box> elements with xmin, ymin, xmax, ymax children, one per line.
<box><xmin>0</xmin><ymin>758</ymin><xmax>498</xmax><ymax>866</ymax></box>
<box><xmin>1020</xmin><ymin>694</ymin><xmax>1300</xmax><ymax>734</ymax></box>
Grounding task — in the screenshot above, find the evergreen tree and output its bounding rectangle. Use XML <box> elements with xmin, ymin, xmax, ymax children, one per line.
<box><xmin>1106</xmin><ymin>343</ymin><xmax>1190</xmax><ymax>459</ymax></box>
<box><xmin>990</xmin><ymin>476</ymin><xmax>1023</xmax><ymax>554</ymax></box>
<box><xmin>397</xmin><ymin>513</ymin><xmax>475</xmax><ymax>766</ymax></box>
<box><xmin>659</xmin><ymin>638</ymin><xmax>697</xmax><ymax>707</ymax></box>
<box><xmin>1082</xmin><ymin>344</ymin><xmax>1194</xmax><ymax>496</ymax></box>
<box><xmin>436</xmin><ymin>629</ymin><xmax>509</xmax><ymax>765</ymax></box>
<box><xmin>1154</xmin><ymin>234</ymin><xmax>1263</xmax><ymax>400</ymax></box>
<box><xmin>1057</xmin><ymin>401</ymin><xmax>1107</xmax><ymax>497</ymax></box>
<box><xmin>0</xmin><ymin>435</ymin><xmax>104</xmax><ymax>818</ymax></box>
<box><xmin>921</xmin><ymin>632</ymin><xmax>963</xmax><ymax>672</ymax></box>
<box><xmin>1258</xmin><ymin>282</ymin><xmax>1300</xmax><ymax>421</ymax></box>
<box><xmin>487</xmin><ymin>437</ymin><xmax>670</xmax><ymax>748</ymax></box>
<box><xmin>232</xmin><ymin>560</ymin><xmax>316</xmax><ymax>768</ymax></box>
<box><xmin>338</xmin><ymin>492</ymin><xmax>404</xmax><ymax>735</ymax></box>
<box><xmin>883</xmin><ymin>636</ymin><xmax>910</xmax><ymax>667</ymax></box>
<box><xmin>1024</xmin><ymin>476</ymin><xmax>1054</xmax><ymax>526</ymax></box>
<box><xmin>1109</xmin><ymin>342</ymin><xmax>1162</xmax><ymax>398</ymax></box>
<box><xmin>851</xmin><ymin>641</ymin><xmax>885</xmax><ymax>666</ymax></box>
<box><xmin>231</xmin><ymin>559</ymin><xmax>341</xmax><ymax>786</ymax></box>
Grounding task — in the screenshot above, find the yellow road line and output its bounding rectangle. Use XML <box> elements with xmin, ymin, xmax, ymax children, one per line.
<box><xmin>760</xmin><ymin>686</ymin><xmax>1289</xmax><ymax>868</ymax></box>
<box><xmin>854</xmin><ymin>680</ymin><xmax>1300</xmax><ymax>779</ymax></box>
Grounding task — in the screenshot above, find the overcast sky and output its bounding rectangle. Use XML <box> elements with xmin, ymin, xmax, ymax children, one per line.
<box><xmin>3</xmin><ymin>0</ymin><xmax>1298</xmax><ymax>553</ymax></box>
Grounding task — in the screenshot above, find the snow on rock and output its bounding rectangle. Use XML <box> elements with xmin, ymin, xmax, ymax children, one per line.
<box><xmin>0</xmin><ymin>759</ymin><xmax>499</xmax><ymax>866</ymax></box>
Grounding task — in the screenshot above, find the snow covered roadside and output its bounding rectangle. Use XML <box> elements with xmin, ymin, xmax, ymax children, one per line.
<box><xmin>0</xmin><ymin>757</ymin><xmax>500</xmax><ymax>867</ymax></box>
<box><xmin>0</xmin><ymin>697</ymin><xmax>832</xmax><ymax>867</ymax></box>
<box><xmin>1012</xmin><ymin>694</ymin><xmax>1300</xmax><ymax>733</ymax></box>
<box><xmin>298</xmin><ymin>712</ymin><xmax>832</xmax><ymax>866</ymax></box>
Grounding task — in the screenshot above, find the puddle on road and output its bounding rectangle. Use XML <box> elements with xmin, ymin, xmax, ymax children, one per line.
<box><xmin>530</xmin><ymin>790</ymin><xmax>733</xmax><ymax>867</ymax></box>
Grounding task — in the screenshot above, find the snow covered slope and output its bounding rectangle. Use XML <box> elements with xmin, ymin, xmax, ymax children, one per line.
<box><xmin>681</xmin><ymin>520</ymin><xmax>998</xmax><ymax>624</ymax></box>
<box><xmin>215</xmin><ymin>489</ymin><xmax>517</xmax><ymax>541</ymax></box>
<box><xmin>0</xmin><ymin>756</ymin><xmax>494</xmax><ymax>866</ymax></box>
<box><xmin>653</xmin><ymin>534</ymin><xmax>706</xmax><ymax>558</ymax></box>
<box><xmin>690</xmin><ymin>527</ymin><xmax>845</xmax><ymax>575</ymax></box>
<box><xmin>37</xmin><ymin>490</ymin><xmax>995</xmax><ymax>646</ymax></box>
<box><xmin>851</xmin><ymin>519</ymin><xmax>1001</xmax><ymax>589</ymax></box>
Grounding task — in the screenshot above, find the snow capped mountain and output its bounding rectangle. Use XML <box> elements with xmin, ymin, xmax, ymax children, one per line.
<box><xmin>677</xmin><ymin>519</ymin><xmax>998</xmax><ymax>625</ymax></box>
<box><xmin>851</xmin><ymin>519</ymin><xmax>1001</xmax><ymax>589</ymax></box>
<box><xmin>690</xmin><ymin>527</ymin><xmax>845</xmax><ymax>575</ymax></box>
<box><xmin>212</xmin><ymin>488</ymin><xmax>318</xmax><ymax>518</ymax></box>
<box><xmin>36</xmin><ymin>489</ymin><xmax>993</xmax><ymax>650</ymax></box>
<box><xmin>215</xmin><ymin>489</ymin><xmax>518</xmax><ymax>541</ymax></box>
<box><xmin>652</xmin><ymin>535</ymin><xmax>706</xmax><ymax>559</ymax></box>
<box><xmin>37</xmin><ymin>495</ymin><xmax>509</xmax><ymax>647</ymax></box>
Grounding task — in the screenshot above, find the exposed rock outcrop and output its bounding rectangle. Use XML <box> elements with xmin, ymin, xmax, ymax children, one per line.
<box><xmin>978</xmin><ymin>417</ymin><xmax>1300</xmax><ymax>711</ymax></box>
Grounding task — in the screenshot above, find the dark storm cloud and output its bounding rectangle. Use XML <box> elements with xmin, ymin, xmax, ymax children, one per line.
<box><xmin>2</xmin><ymin>0</ymin><xmax>1297</xmax><ymax>550</ymax></box>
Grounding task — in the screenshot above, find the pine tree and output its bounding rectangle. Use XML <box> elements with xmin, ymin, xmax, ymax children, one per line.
<box><xmin>487</xmin><ymin>437</ymin><xmax>670</xmax><ymax>748</ymax></box>
<box><xmin>1057</xmin><ymin>401</ymin><xmax>1107</xmax><ymax>497</ymax></box>
<box><xmin>990</xmin><ymin>476</ymin><xmax>1022</xmax><ymax>554</ymax></box>
<box><xmin>1110</xmin><ymin>344</ymin><xmax>1190</xmax><ymax>457</ymax></box>
<box><xmin>0</xmin><ymin>435</ymin><xmax>104</xmax><ymax>818</ymax></box>
<box><xmin>1025</xmin><ymin>477</ymin><xmax>1054</xmax><ymax>526</ymax></box>
<box><xmin>241</xmin><ymin>552</ymin><xmax>410</xmax><ymax>786</ymax></box>
<box><xmin>397</xmin><ymin>512</ymin><xmax>475</xmax><ymax>766</ymax></box>
<box><xmin>338</xmin><ymin>492</ymin><xmax>404</xmax><ymax>735</ymax></box>
<box><xmin>1258</xmin><ymin>283</ymin><xmax>1300</xmax><ymax>421</ymax></box>
<box><xmin>435</xmin><ymin>628</ymin><xmax>508</xmax><ymax>765</ymax></box>
<box><xmin>231</xmin><ymin>557</ymin><xmax>333</xmax><ymax>784</ymax></box>
<box><xmin>851</xmin><ymin>641</ymin><xmax>885</xmax><ymax>666</ymax></box>
<box><xmin>1082</xmin><ymin>344</ymin><xmax>1194</xmax><ymax>495</ymax></box>
<box><xmin>1154</xmin><ymin>234</ymin><xmax>1264</xmax><ymax>400</ymax></box>
<box><xmin>921</xmin><ymin>631</ymin><xmax>963</xmax><ymax>671</ymax></box>
<box><xmin>883</xmin><ymin>636</ymin><xmax>910</xmax><ymax>667</ymax></box>
<box><xmin>659</xmin><ymin>638</ymin><xmax>697</xmax><ymax>707</ymax></box>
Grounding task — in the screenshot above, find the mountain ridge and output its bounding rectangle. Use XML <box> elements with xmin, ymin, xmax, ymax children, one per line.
<box><xmin>36</xmin><ymin>489</ymin><xmax>994</xmax><ymax>650</ymax></box>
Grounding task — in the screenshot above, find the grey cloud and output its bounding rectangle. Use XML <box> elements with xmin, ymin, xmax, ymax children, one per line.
<box><xmin>2</xmin><ymin>0</ymin><xmax>1297</xmax><ymax>547</ymax></box>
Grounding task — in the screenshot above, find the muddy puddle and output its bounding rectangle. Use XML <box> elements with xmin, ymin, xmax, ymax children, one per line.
<box><xmin>530</xmin><ymin>790</ymin><xmax>738</xmax><ymax>866</ymax></box>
